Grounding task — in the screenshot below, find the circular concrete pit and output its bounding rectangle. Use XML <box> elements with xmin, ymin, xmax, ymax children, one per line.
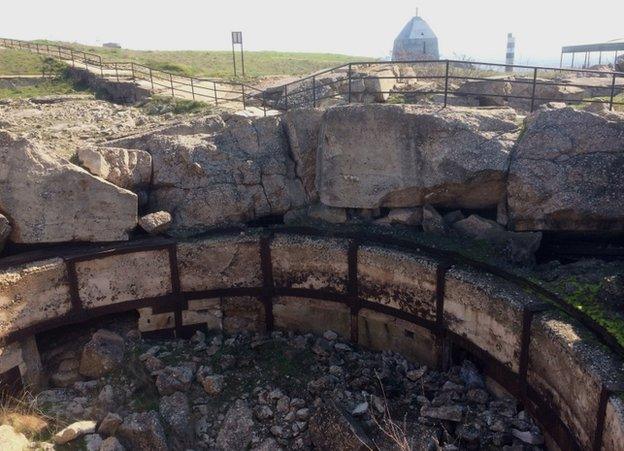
<box><xmin>0</xmin><ymin>227</ymin><xmax>622</xmax><ymax>450</ymax></box>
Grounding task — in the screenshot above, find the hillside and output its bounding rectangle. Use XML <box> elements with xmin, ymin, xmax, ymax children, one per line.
<box><xmin>1</xmin><ymin>41</ymin><xmax>372</xmax><ymax>79</ymax></box>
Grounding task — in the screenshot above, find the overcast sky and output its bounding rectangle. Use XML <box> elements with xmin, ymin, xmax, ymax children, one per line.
<box><xmin>2</xmin><ymin>0</ymin><xmax>623</xmax><ymax>66</ymax></box>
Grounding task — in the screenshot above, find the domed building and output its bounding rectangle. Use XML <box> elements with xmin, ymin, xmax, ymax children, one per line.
<box><xmin>392</xmin><ymin>11</ymin><xmax>439</xmax><ymax>61</ymax></box>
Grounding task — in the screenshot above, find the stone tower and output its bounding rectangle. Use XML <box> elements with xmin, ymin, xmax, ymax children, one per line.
<box><xmin>392</xmin><ymin>10</ymin><xmax>439</xmax><ymax>61</ymax></box>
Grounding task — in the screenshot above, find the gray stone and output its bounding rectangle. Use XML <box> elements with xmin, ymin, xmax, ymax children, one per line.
<box><xmin>53</xmin><ymin>420</ymin><xmax>97</xmax><ymax>444</ymax></box>
<box><xmin>384</xmin><ymin>207</ymin><xmax>423</xmax><ymax>225</ymax></box>
<box><xmin>117</xmin><ymin>411</ymin><xmax>167</xmax><ymax>451</ymax></box>
<box><xmin>77</xmin><ymin>146</ymin><xmax>152</xmax><ymax>191</ymax></box>
<box><xmin>138</xmin><ymin>211</ymin><xmax>172</xmax><ymax>235</ymax></box>
<box><xmin>79</xmin><ymin>330</ymin><xmax>124</xmax><ymax>378</ymax></box>
<box><xmin>420</xmin><ymin>404</ymin><xmax>464</xmax><ymax>422</ymax></box>
<box><xmin>307</xmin><ymin>203</ymin><xmax>348</xmax><ymax>224</ymax></box>
<box><xmin>511</xmin><ymin>428</ymin><xmax>544</xmax><ymax>445</ymax></box>
<box><xmin>309</xmin><ymin>401</ymin><xmax>372</xmax><ymax>450</ymax></box>
<box><xmin>507</xmin><ymin>107</ymin><xmax>624</xmax><ymax>231</ymax></box>
<box><xmin>0</xmin><ymin>131</ymin><xmax>137</xmax><ymax>243</ymax></box>
<box><xmin>84</xmin><ymin>433</ymin><xmax>103</xmax><ymax>451</ymax></box>
<box><xmin>100</xmin><ymin>436</ymin><xmax>125</xmax><ymax>451</ymax></box>
<box><xmin>97</xmin><ymin>412</ymin><xmax>122</xmax><ymax>436</ymax></box>
<box><xmin>159</xmin><ymin>391</ymin><xmax>192</xmax><ymax>448</ymax></box>
<box><xmin>282</xmin><ymin>108</ymin><xmax>324</xmax><ymax>201</ymax></box>
<box><xmin>216</xmin><ymin>399</ymin><xmax>254</xmax><ymax>451</ymax></box>
<box><xmin>0</xmin><ymin>214</ymin><xmax>10</xmax><ymax>253</ymax></box>
<box><xmin>142</xmin><ymin>115</ymin><xmax>306</xmax><ymax>235</ymax></box>
<box><xmin>317</xmin><ymin>105</ymin><xmax>518</xmax><ymax>210</ymax></box>
<box><xmin>422</xmin><ymin>204</ymin><xmax>447</xmax><ymax>234</ymax></box>
<box><xmin>155</xmin><ymin>365</ymin><xmax>194</xmax><ymax>395</ymax></box>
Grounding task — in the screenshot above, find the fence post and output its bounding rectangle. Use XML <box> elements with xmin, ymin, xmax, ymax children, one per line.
<box><xmin>115</xmin><ymin>63</ymin><xmax>119</xmax><ymax>82</ymax></box>
<box><xmin>58</xmin><ymin>46</ymin><xmax>62</xmax><ymax>59</ymax></box>
<box><xmin>99</xmin><ymin>56</ymin><xmax>103</xmax><ymax>77</ymax></box>
<box><xmin>443</xmin><ymin>60</ymin><xmax>450</xmax><ymax>108</ymax></box>
<box><xmin>70</xmin><ymin>50</ymin><xmax>75</xmax><ymax>68</ymax></box>
<box><xmin>312</xmin><ymin>76</ymin><xmax>317</xmax><ymax>108</ymax></box>
<box><xmin>348</xmin><ymin>63</ymin><xmax>352</xmax><ymax>103</ymax></box>
<box><xmin>190</xmin><ymin>78</ymin><xmax>195</xmax><ymax>100</ymax></box>
<box><xmin>130</xmin><ymin>62</ymin><xmax>135</xmax><ymax>80</ymax></box>
<box><xmin>213</xmin><ymin>82</ymin><xmax>218</xmax><ymax>105</ymax></box>
<box><xmin>530</xmin><ymin>67</ymin><xmax>538</xmax><ymax>112</ymax></box>
<box><xmin>149</xmin><ymin>68</ymin><xmax>154</xmax><ymax>90</ymax></box>
<box><xmin>170</xmin><ymin>74</ymin><xmax>174</xmax><ymax>97</ymax></box>
<box><xmin>284</xmin><ymin>85</ymin><xmax>289</xmax><ymax>111</ymax></box>
<box><xmin>35</xmin><ymin>43</ymin><xmax>40</xmax><ymax>54</ymax></box>
<box><xmin>609</xmin><ymin>73</ymin><xmax>617</xmax><ymax>111</ymax></box>
<box><xmin>242</xmin><ymin>84</ymin><xmax>246</xmax><ymax>109</ymax></box>
<box><xmin>262</xmin><ymin>90</ymin><xmax>267</xmax><ymax>117</ymax></box>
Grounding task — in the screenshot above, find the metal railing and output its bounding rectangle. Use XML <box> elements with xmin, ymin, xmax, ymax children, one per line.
<box><xmin>0</xmin><ymin>37</ymin><xmax>262</xmax><ymax>111</ymax></box>
<box><xmin>263</xmin><ymin>59</ymin><xmax>624</xmax><ymax>112</ymax></box>
<box><xmin>2</xmin><ymin>37</ymin><xmax>624</xmax><ymax>114</ymax></box>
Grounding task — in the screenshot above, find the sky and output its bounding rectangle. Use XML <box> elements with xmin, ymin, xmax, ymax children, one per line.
<box><xmin>2</xmin><ymin>0</ymin><xmax>624</xmax><ymax>66</ymax></box>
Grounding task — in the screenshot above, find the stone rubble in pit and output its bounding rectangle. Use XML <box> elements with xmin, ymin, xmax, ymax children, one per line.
<box><xmin>23</xmin><ymin>325</ymin><xmax>546</xmax><ymax>450</ymax></box>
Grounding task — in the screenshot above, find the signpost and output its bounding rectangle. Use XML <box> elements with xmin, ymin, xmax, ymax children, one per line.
<box><xmin>231</xmin><ymin>31</ymin><xmax>245</xmax><ymax>77</ymax></box>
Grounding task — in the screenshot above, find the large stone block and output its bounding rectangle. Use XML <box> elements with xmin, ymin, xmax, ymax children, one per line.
<box><xmin>177</xmin><ymin>234</ymin><xmax>262</xmax><ymax>292</ymax></box>
<box><xmin>528</xmin><ymin>310</ymin><xmax>624</xmax><ymax>449</ymax></box>
<box><xmin>271</xmin><ymin>235</ymin><xmax>348</xmax><ymax>294</ymax></box>
<box><xmin>0</xmin><ymin>131</ymin><xmax>137</xmax><ymax>243</ymax></box>
<box><xmin>274</xmin><ymin>297</ymin><xmax>350</xmax><ymax>339</ymax></box>
<box><xmin>76</xmin><ymin>250</ymin><xmax>171</xmax><ymax>309</ymax></box>
<box><xmin>0</xmin><ymin>258</ymin><xmax>71</xmax><ymax>337</ymax></box>
<box><xmin>144</xmin><ymin>115</ymin><xmax>306</xmax><ymax>234</ymax></box>
<box><xmin>316</xmin><ymin>104</ymin><xmax>518</xmax><ymax>209</ymax></box>
<box><xmin>358</xmin><ymin>245</ymin><xmax>438</xmax><ymax>321</ymax></box>
<box><xmin>507</xmin><ymin>107</ymin><xmax>624</xmax><ymax>231</ymax></box>
<box><xmin>604</xmin><ymin>396</ymin><xmax>624</xmax><ymax>451</ymax></box>
<box><xmin>282</xmin><ymin>108</ymin><xmax>324</xmax><ymax>201</ymax></box>
<box><xmin>358</xmin><ymin>309</ymin><xmax>438</xmax><ymax>367</ymax></box>
<box><xmin>444</xmin><ymin>267</ymin><xmax>537</xmax><ymax>372</ymax></box>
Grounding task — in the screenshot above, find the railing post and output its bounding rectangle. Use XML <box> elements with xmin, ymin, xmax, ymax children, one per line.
<box><xmin>348</xmin><ymin>63</ymin><xmax>352</xmax><ymax>103</ymax></box>
<box><xmin>312</xmin><ymin>76</ymin><xmax>317</xmax><ymax>107</ymax></box>
<box><xmin>443</xmin><ymin>60</ymin><xmax>450</xmax><ymax>108</ymax></box>
<box><xmin>149</xmin><ymin>68</ymin><xmax>154</xmax><ymax>90</ymax></box>
<box><xmin>530</xmin><ymin>67</ymin><xmax>538</xmax><ymax>112</ymax></box>
<box><xmin>190</xmin><ymin>78</ymin><xmax>195</xmax><ymax>100</ymax></box>
<box><xmin>170</xmin><ymin>73</ymin><xmax>174</xmax><ymax>97</ymax></box>
<box><xmin>609</xmin><ymin>73</ymin><xmax>617</xmax><ymax>111</ymax></box>
<box><xmin>213</xmin><ymin>81</ymin><xmax>218</xmax><ymax>105</ymax></box>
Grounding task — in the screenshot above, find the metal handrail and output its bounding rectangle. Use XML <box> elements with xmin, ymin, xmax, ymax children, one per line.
<box><xmin>2</xmin><ymin>37</ymin><xmax>623</xmax><ymax>115</ymax></box>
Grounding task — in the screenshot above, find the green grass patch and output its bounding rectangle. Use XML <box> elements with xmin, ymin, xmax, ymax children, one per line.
<box><xmin>0</xmin><ymin>77</ymin><xmax>86</xmax><ymax>100</ymax></box>
<box><xmin>9</xmin><ymin>41</ymin><xmax>371</xmax><ymax>81</ymax></box>
<box><xmin>549</xmin><ymin>277</ymin><xmax>624</xmax><ymax>348</ymax></box>
<box><xmin>140</xmin><ymin>95</ymin><xmax>214</xmax><ymax>115</ymax></box>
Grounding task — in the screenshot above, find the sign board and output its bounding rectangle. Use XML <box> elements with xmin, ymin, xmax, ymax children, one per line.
<box><xmin>231</xmin><ymin>32</ymin><xmax>243</xmax><ymax>45</ymax></box>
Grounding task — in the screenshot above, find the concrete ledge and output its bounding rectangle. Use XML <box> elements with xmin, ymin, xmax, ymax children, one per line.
<box><xmin>358</xmin><ymin>308</ymin><xmax>438</xmax><ymax>367</ymax></box>
<box><xmin>272</xmin><ymin>235</ymin><xmax>348</xmax><ymax>293</ymax></box>
<box><xmin>0</xmin><ymin>230</ymin><xmax>622</xmax><ymax>450</ymax></box>
<box><xmin>177</xmin><ymin>234</ymin><xmax>262</xmax><ymax>292</ymax></box>
<box><xmin>274</xmin><ymin>297</ymin><xmax>350</xmax><ymax>339</ymax></box>
<box><xmin>444</xmin><ymin>267</ymin><xmax>538</xmax><ymax>372</ymax></box>
<box><xmin>0</xmin><ymin>258</ymin><xmax>71</xmax><ymax>336</ymax></box>
<box><xmin>528</xmin><ymin>310</ymin><xmax>624</xmax><ymax>449</ymax></box>
<box><xmin>359</xmin><ymin>245</ymin><xmax>438</xmax><ymax>321</ymax></box>
<box><xmin>76</xmin><ymin>250</ymin><xmax>171</xmax><ymax>309</ymax></box>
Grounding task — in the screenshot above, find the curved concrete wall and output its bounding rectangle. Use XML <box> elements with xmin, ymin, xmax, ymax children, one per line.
<box><xmin>0</xmin><ymin>229</ymin><xmax>622</xmax><ymax>450</ymax></box>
